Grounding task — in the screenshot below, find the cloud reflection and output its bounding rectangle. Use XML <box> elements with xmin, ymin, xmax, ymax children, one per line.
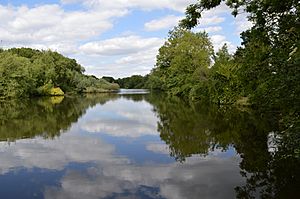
<box><xmin>0</xmin><ymin>134</ymin><xmax>128</xmax><ymax>173</ymax></box>
<box><xmin>0</xmin><ymin>97</ymin><xmax>245</xmax><ymax>199</ymax></box>
<box><xmin>0</xmin><ymin>127</ymin><xmax>243</xmax><ymax>199</ymax></box>
<box><xmin>44</xmin><ymin>156</ymin><xmax>243</xmax><ymax>199</ymax></box>
<box><xmin>81</xmin><ymin>99</ymin><xmax>159</xmax><ymax>138</ymax></box>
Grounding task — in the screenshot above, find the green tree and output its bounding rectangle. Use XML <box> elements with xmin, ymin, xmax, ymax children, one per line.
<box><xmin>209</xmin><ymin>44</ymin><xmax>239</xmax><ymax>104</ymax></box>
<box><xmin>102</xmin><ymin>76</ymin><xmax>115</xmax><ymax>83</ymax></box>
<box><xmin>148</xmin><ymin>27</ymin><xmax>214</xmax><ymax>98</ymax></box>
<box><xmin>0</xmin><ymin>48</ymin><xmax>119</xmax><ymax>98</ymax></box>
<box><xmin>0</xmin><ymin>52</ymin><xmax>35</xmax><ymax>98</ymax></box>
<box><xmin>116</xmin><ymin>75</ymin><xmax>148</xmax><ymax>89</ymax></box>
<box><xmin>180</xmin><ymin>0</ymin><xmax>300</xmax><ymax>112</ymax></box>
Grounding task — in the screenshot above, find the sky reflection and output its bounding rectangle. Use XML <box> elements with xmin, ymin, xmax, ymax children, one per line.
<box><xmin>0</xmin><ymin>95</ymin><xmax>244</xmax><ymax>199</ymax></box>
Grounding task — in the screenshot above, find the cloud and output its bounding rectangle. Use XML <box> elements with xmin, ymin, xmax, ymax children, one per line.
<box><xmin>190</xmin><ymin>3</ymin><xmax>230</xmax><ymax>28</ymax></box>
<box><xmin>115</xmin><ymin>48</ymin><xmax>159</xmax><ymax>65</ymax></box>
<box><xmin>144</xmin><ymin>3</ymin><xmax>230</xmax><ymax>32</ymax></box>
<box><xmin>79</xmin><ymin>36</ymin><xmax>163</xmax><ymax>56</ymax></box>
<box><xmin>144</xmin><ymin>15</ymin><xmax>182</xmax><ymax>31</ymax></box>
<box><xmin>197</xmin><ymin>16</ymin><xmax>225</xmax><ymax>26</ymax></box>
<box><xmin>193</xmin><ymin>26</ymin><xmax>222</xmax><ymax>33</ymax></box>
<box><xmin>0</xmin><ymin>4</ymin><xmax>127</xmax><ymax>53</ymax></box>
<box><xmin>79</xmin><ymin>35</ymin><xmax>164</xmax><ymax>77</ymax></box>
<box><xmin>9</xmin><ymin>5</ymin><xmax>62</xmax><ymax>32</ymax></box>
<box><xmin>61</xmin><ymin>0</ymin><xmax>197</xmax><ymax>13</ymax></box>
<box><xmin>211</xmin><ymin>34</ymin><xmax>236</xmax><ymax>53</ymax></box>
<box><xmin>201</xmin><ymin>3</ymin><xmax>231</xmax><ymax>17</ymax></box>
<box><xmin>233</xmin><ymin>13</ymin><xmax>253</xmax><ymax>35</ymax></box>
<box><xmin>211</xmin><ymin>35</ymin><xmax>226</xmax><ymax>44</ymax></box>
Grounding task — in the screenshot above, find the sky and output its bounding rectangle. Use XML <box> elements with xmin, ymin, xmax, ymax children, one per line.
<box><xmin>0</xmin><ymin>0</ymin><xmax>252</xmax><ymax>78</ymax></box>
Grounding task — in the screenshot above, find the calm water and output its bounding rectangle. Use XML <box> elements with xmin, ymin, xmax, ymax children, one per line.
<box><xmin>0</xmin><ymin>90</ymin><xmax>299</xmax><ymax>199</ymax></box>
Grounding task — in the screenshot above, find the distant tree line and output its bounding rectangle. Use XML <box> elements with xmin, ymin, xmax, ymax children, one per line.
<box><xmin>102</xmin><ymin>75</ymin><xmax>149</xmax><ymax>89</ymax></box>
<box><xmin>0</xmin><ymin>48</ymin><xmax>119</xmax><ymax>99</ymax></box>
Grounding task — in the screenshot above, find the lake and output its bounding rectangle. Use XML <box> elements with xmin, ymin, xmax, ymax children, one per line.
<box><xmin>0</xmin><ymin>90</ymin><xmax>299</xmax><ymax>199</ymax></box>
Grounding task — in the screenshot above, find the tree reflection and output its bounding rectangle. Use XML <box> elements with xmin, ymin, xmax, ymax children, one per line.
<box><xmin>146</xmin><ymin>93</ymin><xmax>300</xmax><ymax>198</ymax></box>
<box><xmin>0</xmin><ymin>92</ymin><xmax>298</xmax><ymax>198</ymax></box>
<box><xmin>0</xmin><ymin>94</ymin><xmax>118</xmax><ymax>141</ymax></box>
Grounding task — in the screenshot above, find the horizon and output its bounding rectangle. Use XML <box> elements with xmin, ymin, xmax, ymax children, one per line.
<box><xmin>0</xmin><ymin>0</ymin><xmax>252</xmax><ymax>78</ymax></box>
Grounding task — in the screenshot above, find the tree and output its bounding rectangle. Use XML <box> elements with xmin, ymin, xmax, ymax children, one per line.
<box><xmin>0</xmin><ymin>52</ymin><xmax>35</xmax><ymax>98</ymax></box>
<box><xmin>116</xmin><ymin>75</ymin><xmax>148</xmax><ymax>89</ymax></box>
<box><xmin>0</xmin><ymin>48</ymin><xmax>119</xmax><ymax>98</ymax></box>
<box><xmin>180</xmin><ymin>0</ymin><xmax>300</xmax><ymax>112</ymax></box>
<box><xmin>102</xmin><ymin>76</ymin><xmax>115</xmax><ymax>83</ymax></box>
<box><xmin>148</xmin><ymin>27</ymin><xmax>214</xmax><ymax>98</ymax></box>
<box><xmin>209</xmin><ymin>44</ymin><xmax>239</xmax><ymax>104</ymax></box>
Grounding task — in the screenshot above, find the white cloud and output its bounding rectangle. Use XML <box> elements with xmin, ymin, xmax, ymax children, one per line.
<box><xmin>201</xmin><ymin>3</ymin><xmax>231</xmax><ymax>17</ymax></box>
<box><xmin>211</xmin><ymin>34</ymin><xmax>236</xmax><ymax>53</ymax></box>
<box><xmin>144</xmin><ymin>3</ymin><xmax>230</xmax><ymax>32</ymax></box>
<box><xmin>0</xmin><ymin>4</ymin><xmax>127</xmax><ymax>53</ymax></box>
<box><xmin>193</xmin><ymin>26</ymin><xmax>222</xmax><ymax>33</ymax></box>
<box><xmin>79</xmin><ymin>35</ymin><xmax>163</xmax><ymax>56</ymax></box>
<box><xmin>144</xmin><ymin>15</ymin><xmax>182</xmax><ymax>31</ymax></box>
<box><xmin>79</xmin><ymin>35</ymin><xmax>164</xmax><ymax>77</ymax></box>
<box><xmin>62</xmin><ymin>0</ymin><xmax>197</xmax><ymax>13</ymax></box>
<box><xmin>115</xmin><ymin>48</ymin><xmax>159</xmax><ymax>65</ymax></box>
<box><xmin>9</xmin><ymin>5</ymin><xmax>62</xmax><ymax>31</ymax></box>
<box><xmin>211</xmin><ymin>35</ymin><xmax>227</xmax><ymax>44</ymax></box>
<box><xmin>190</xmin><ymin>3</ymin><xmax>230</xmax><ymax>28</ymax></box>
<box><xmin>197</xmin><ymin>16</ymin><xmax>225</xmax><ymax>26</ymax></box>
<box><xmin>234</xmin><ymin>13</ymin><xmax>253</xmax><ymax>35</ymax></box>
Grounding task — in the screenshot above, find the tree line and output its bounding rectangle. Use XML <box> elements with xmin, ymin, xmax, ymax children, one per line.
<box><xmin>0</xmin><ymin>48</ymin><xmax>119</xmax><ymax>99</ymax></box>
<box><xmin>102</xmin><ymin>75</ymin><xmax>149</xmax><ymax>89</ymax></box>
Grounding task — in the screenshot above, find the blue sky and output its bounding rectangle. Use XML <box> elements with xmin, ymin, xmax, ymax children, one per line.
<box><xmin>0</xmin><ymin>0</ymin><xmax>251</xmax><ymax>77</ymax></box>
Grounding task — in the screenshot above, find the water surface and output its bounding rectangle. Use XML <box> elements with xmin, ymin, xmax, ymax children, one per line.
<box><xmin>0</xmin><ymin>90</ymin><xmax>299</xmax><ymax>199</ymax></box>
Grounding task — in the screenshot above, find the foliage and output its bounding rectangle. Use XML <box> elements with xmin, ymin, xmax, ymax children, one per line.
<box><xmin>208</xmin><ymin>44</ymin><xmax>240</xmax><ymax>104</ymax></box>
<box><xmin>175</xmin><ymin>1</ymin><xmax>300</xmax><ymax>196</ymax></box>
<box><xmin>49</xmin><ymin>87</ymin><xmax>65</xmax><ymax>96</ymax></box>
<box><xmin>146</xmin><ymin>93</ymin><xmax>300</xmax><ymax>198</ymax></box>
<box><xmin>146</xmin><ymin>28</ymin><xmax>239</xmax><ymax>103</ymax></box>
<box><xmin>102</xmin><ymin>76</ymin><xmax>116</xmax><ymax>83</ymax></box>
<box><xmin>0</xmin><ymin>48</ymin><xmax>119</xmax><ymax>98</ymax></box>
<box><xmin>75</xmin><ymin>74</ymin><xmax>119</xmax><ymax>93</ymax></box>
<box><xmin>180</xmin><ymin>0</ymin><xmax>300</xmax><ymax>112</ymax></box>
<box><xmin>147</xmin><ymin>27</ymin><xmax>214</xmax><ymax>98</ymax></box>
<box><xmin>0</xmin><ymin>52</ymin><xmax>35</xmax><ymax>98</ymax></box>
<box><xmin>146</xmin><ymin>93</ymin><xmax>272</xmax><ymax>161</ymax></box>
<box><xmin>116</xmin><ymin>75</ymin><xmax>149</xmax><ymax>89</ymax></box>
<box><xmin>0</xmin><ymin>94</ymin><xmax>118</xmax><ymax>141</ymax></box>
